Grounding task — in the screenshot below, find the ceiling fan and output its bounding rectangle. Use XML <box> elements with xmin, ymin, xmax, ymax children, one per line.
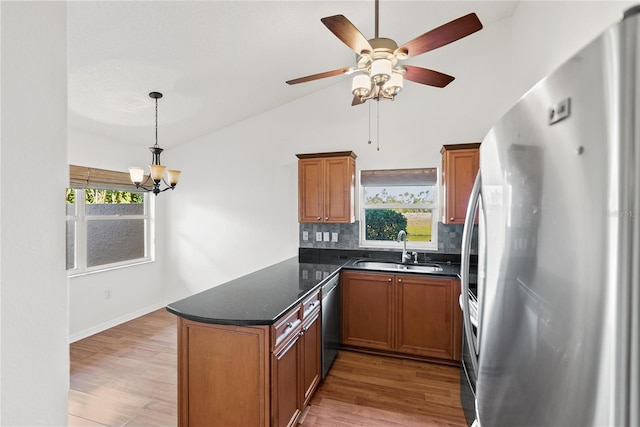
<box><xmin>286</xmin><ymin>0</ymin><xmax>483</xmax><ymax>106</ymax></box>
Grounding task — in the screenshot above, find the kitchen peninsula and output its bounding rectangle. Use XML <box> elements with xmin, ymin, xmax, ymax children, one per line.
<box><xmin>167</xmin><ymin>253</ymin><xmax>466</xmax><ymax>427</ymax></box>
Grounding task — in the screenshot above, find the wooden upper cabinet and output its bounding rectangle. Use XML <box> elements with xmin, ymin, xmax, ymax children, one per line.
<box><xmin>297</xmin><ymin>152</ymin><xmax>356</xmax><ymax>223</ymax></box>
<box><xmin>441</xmin><ymin>143</ymin><xmax>480</xmax><ymax>224</ymax></box>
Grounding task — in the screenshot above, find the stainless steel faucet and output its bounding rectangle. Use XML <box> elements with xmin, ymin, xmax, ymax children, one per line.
<box><xmin>397</xmin><ymin>230</ymin><xmax>412</xmax><ymax>264</ymax></box>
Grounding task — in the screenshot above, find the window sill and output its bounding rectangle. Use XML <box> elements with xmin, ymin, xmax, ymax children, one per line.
<box><xmin>67</xmin><ymin>258</ymin><xmax>154</xmax><ymax>278</ymax></box>
<box><xmin>359</xmin><ymin>240</ymin><xmax>437</xmax><ymax>251</ymax></box>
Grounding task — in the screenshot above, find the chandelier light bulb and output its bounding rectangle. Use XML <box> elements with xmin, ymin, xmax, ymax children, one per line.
<box><xmin>128</xmin><ymin>167</ymin><xmax>145</xmax><ymax>185</ymax></box>
<box><xmin>167</xmin><ymin>170</ymin><xmax>182</xmax><ymax>186</ymax></box>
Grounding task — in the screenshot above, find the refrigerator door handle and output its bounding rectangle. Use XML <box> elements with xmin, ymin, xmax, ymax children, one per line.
<box><xmin>461</xmin><ymin>171</ymin><xmax>482</xmax><ymax>375</ymax></box>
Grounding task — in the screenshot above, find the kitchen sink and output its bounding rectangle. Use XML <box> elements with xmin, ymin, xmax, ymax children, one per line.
<box><xmin>352</xmin><ymin>260</ymin><xmax>443</xmax><ymax>273</ymax></box>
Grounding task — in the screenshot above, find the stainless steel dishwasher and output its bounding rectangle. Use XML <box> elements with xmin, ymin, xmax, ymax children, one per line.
<box><xmin>321</xmin><ymin>274</ymin><xmax>340</xmax><ymax>378</ymax></box>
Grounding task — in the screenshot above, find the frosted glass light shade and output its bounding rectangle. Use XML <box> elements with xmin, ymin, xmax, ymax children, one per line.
<box><xmin>128</xmin><ymin>167</ymin><xmax>145</xmax><ymax>185</ymax></box>
<box><xmin>351</xmin><ymin>74</ymin><xmax>371</xmax><ymax>97</ymax></box>
<box><xmin>383</xmin><ymin>71</ymin><xmax>403</xmax><ymax>96</ymax></box>
<box><xmin>371</xmin><ymin>59</ymin><xmax>392</xmax><ymax>85</ymax></box>
<box><xmin>150</xmin><ymin>164</ymin><xmax>166</xmax><ymax>182</ymax></box>
<box><xmin>167</xmin><ymin>170</ymin><xmax>181</xmax><ymax>186</ymax></box>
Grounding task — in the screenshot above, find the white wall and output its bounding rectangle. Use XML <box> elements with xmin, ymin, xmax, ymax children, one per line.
<box><xmin>510</xmin><ymin>1</ymin><xmax>636</xmax><ymax>101</ymax></box>
<box><xmin>0</xmin><ymin>2</ymin><xmax>69</xmax><ymax>425</ymax></box>
<box><xmin>164</xmin><ymin>13</ymin><xmax>514</xmax><ymax>302</ymax></box>
<box><xmin>162</xmin><ymin>1</ymin><xmax>638</xmax><ymax>305</ymax></box>
<box><xmin>67</xmin><ymin>130</ymin><xmax>167</xmax><ymax>340</ymax></box>
<box><xmin>63</xmin><ymin>0</ymin><xmax>638</xmax><ymax>358</ymax></box>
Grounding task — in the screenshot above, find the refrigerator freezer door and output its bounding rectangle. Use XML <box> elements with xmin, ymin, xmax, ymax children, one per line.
<box><xmin>476</xmin><ymin>12</ymin><xmax>639</xmax><ymax>427</ymax></box>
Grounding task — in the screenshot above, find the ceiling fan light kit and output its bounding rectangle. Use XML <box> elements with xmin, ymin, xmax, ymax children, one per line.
<box><xmin>286</xmin><ymin>0</ymin><xmax>483</xmax><ymax>106</ymax></box>
<box><xmin>128</xmin><ymin>91</ymin><xmax>181</xmax><ymax>196</ymax></box>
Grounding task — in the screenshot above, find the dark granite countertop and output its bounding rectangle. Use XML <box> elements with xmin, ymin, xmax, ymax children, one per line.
<box><xmin>166</xmin><ymin>257</ymin><xmax>345</xmax><ymax>325</ymax></box>
<box><xmin>166</xmin><ymin>249</ymin><xmax>477</xmax><ymax>326</ymax></box>
<box><xmin>340</xmin><ymin>258</ymin><xmax>462</xmax><ymax>277</ymax></box>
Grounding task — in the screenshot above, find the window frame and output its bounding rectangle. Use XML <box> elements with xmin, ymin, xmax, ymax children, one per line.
<box><xmin>66</xmin><ymin>188</ymin><xmax>154</xmax><ymax>277</ymax></box>
<box><xmin>359</xmin><ymin>169</ymin><xmax>439</xmax><ymax>251</ymax></box>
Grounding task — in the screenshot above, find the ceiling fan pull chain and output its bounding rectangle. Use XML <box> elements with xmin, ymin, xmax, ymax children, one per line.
<box><xmin>376</xmin><ymin>98</ymin><xmax>380</xmax><ymax>151</ymax></box>
<box><xmin>367</xmin><ymin>102</ymin><xmax>372</xmax><ymax>146</ymax></box>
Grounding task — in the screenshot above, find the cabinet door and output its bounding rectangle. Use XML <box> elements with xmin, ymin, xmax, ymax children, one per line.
<box><xmin>298</xmin><ymin>158</ymin><xmax>324</xmax><ymax>222</ymax></box>
<box><xmin>178</xmin><ymin>320</ymin><xmax>269</xmax><ymax>427</ymax></box>
<box><xmin>341</xmin><ymin>271</ymin><xmax>394</xmax><ymax>351</ymax></box>
<box><xmin>395</xmin><ymin>275</ymin><xmax>457</xmax><ymax>360</ymax></box>
<box><xmin>300</xmin><ymin>310</ymin><xmax>321</xmax><ymax>407</ymax></box>
<box><xmin>443</xmin><ymin>147</ymin><xmax>479</xmax><ymax>224</ymax></box>
<box><xmin>272</xmin><ymin>334</ymin><xmax>301</xmax><ymax>427</ymax></box>
<box><xmin>324</xmin><ymin>156</ymin><xmax>355</xmax><ymax>223</ymax></box>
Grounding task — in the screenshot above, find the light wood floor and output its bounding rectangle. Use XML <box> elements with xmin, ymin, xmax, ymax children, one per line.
<box><xmin>69</xmin><ymin>309</ymin><xmax>467</xmax><ymax>426</ymax></box>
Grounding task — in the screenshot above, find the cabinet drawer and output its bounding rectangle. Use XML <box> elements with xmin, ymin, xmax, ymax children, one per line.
<box><xmin>272</xmin><ymin>305</ymin><xmax>302</xmax><ymax>352</ymax></box>
<box><xmin>302</xmin><ymin>290</ymin><xmax>321</xmax><ymax>319</ymax></box>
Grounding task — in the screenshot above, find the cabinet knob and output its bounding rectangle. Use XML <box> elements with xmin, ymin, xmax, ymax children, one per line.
<box><xmin>450</xmin><ymin>217</ymin><xmax>455</xmax><ymax>221</ymax></box>
<box><xmin>325</xmin><ymin>217</ymin><xmax>329</xmax><ymax>220</ymax></box>
<box><xmin>317</xmin><ymin>217</ymin><xmax>321</xmax><ymax>220</ymax></box>
<box><xmin>388</xmin><ymin>278</ymin><xmax>392</xmax><ymax>282</ymax></box>
<box><xmin>398</xmin><ymin>279</ymin><xmax>403</xmax><ymax>283</ymax></box>
<box><xmin>284</xmin><ymin>322</ymin><xmax>294</xmax><ymax>332</ymax></box>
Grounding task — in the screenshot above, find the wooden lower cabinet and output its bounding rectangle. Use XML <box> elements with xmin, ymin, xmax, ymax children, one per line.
<box><xmin>177</xmin><ymin>321</ymin><xmax>270</xmax><ymax>427</ymax></box>
<box><xmin>177</xmin><ymin>290</ymin><xmax>322</xmax><ymax>427</ymax></box>
<box><xmin>341</xmin><ymin>270</ymin><xmax>462</xmax><ymax>363</ymax></box>
<box><xmin>300</xmin><ymin>310</ymin><xmax>321</xmax><ymax>406</ymax></box>
<box><xmin>341</xmin><ymin>271</ymin><xmax>394</xmax><ymax>351</ymax></box>
<box><xmin>271</xmin><ymin>304</ymin><xmax>321</xmax><ymax>427</ymax></box>
<box><xmin>272</xmin><ymin>333</ymin><xmax>301</xmax><ymax>427</ymax></box>
<box><xmin>396</xmin><ymin>274</ymin><xmax>462</xmax><ymax>360</ymax></box>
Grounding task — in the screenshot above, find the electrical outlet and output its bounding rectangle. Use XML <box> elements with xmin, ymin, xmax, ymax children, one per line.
<box><xmin>323</xmin><ymin>232</ymin><xmax>330</xmax><ymax>241</ymax></box>
<box><xmin>315</xmin><ymin>232</ymin><xmax>322</xmax><ymax>241</ymax></box>
<box><xmin>104</xmin><ymin>289</ymin><xmax>111</xmax><ymax>299</ymax></box>
<box><xmin>315</xmin><ymin>271</ymin><xmax>322</xmax><ymax>280</ymax></box>
<box><xmin>331</xmin><ymin>232</ymin><xmax>338</xmax><ymax>242</ymax></box>
<box><xmin>302</xmin><ymin>231</ymin><xmax>309</xmax><ymax>241</ymax></box>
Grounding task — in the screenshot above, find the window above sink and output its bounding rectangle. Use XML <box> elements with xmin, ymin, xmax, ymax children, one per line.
<box><xmin>359</xmin><ymin>168</ymin><xmax>438</xmax><ymax>251</ymax></box>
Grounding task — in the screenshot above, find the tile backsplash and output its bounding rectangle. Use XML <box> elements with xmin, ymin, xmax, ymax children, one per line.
<box><xmin>299</xmin><ymin>221</ymin><xmax>477</xmax><ymax>254</ymax></box>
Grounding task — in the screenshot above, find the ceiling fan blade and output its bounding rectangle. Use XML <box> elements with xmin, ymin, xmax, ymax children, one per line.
<box><xmin>403</xmin><ymin>65</ymin><xmax>455</xmax><ymax>88</ymax></box>
<box><xmin>397</xmin><ymin>13</ymin><xmax>482</xmax><ymax>58</ymax></box>
<box><xmin>351</xmin><ymin>94</ymin><xmax>365</xmax><ymax>106</ymax></box>
<box><xmin>286</xmin><ymin>67</ymin><xmax>352</xmax><ymax>85</ymax></box>
<box><xmin>321</xmin><ymin>15</ymin><xmax>373</xmax><ymax>55</ymax></box>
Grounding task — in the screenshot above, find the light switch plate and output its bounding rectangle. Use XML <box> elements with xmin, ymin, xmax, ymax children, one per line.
<box><xmin>331</xmin><ymin>232</ymin><xmax>338</xmax><ymax>242</ymax></box>
<box><xmin>315</xmin><ymin>232</ymin><xmax>322</xmax><ymax>242</ymax></box>
<box><xmin>302</xmin><ymin>231</ymin><xmax>309</xmax><ymax>241</ymax></box>
<box><xmin>315</xmin><ymin>271</ymin><xmax>322</xmax><ymax>280</ymax></box>
<box><xmin>323</xmin><ymin>232</ymin><xmax>330</xmax><ymax>241</ymax></box>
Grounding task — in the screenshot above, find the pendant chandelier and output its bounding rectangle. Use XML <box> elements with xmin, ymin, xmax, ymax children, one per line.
<box><xmin>128</xmin><ymin>92</ymin><xmax>181</xmax><ymax>195</ymax></box>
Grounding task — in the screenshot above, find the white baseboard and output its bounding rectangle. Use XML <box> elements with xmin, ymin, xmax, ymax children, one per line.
<box><xmin>68</xmin><ymin>302</ymin><xmax>166</xmax><ymax>343</ymax></box>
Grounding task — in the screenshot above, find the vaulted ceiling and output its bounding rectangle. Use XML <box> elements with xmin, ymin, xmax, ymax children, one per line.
<box><xmin>67</xmin><ymin>1</ymin><xmax>519</xmax><ymax>148</ymax></box>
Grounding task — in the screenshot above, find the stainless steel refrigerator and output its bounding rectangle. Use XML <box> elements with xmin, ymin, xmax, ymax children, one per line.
<box><xmin>461</xmin><ymin>6</ymin><xmax>640</xmax><ymax>426</ymax></box>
